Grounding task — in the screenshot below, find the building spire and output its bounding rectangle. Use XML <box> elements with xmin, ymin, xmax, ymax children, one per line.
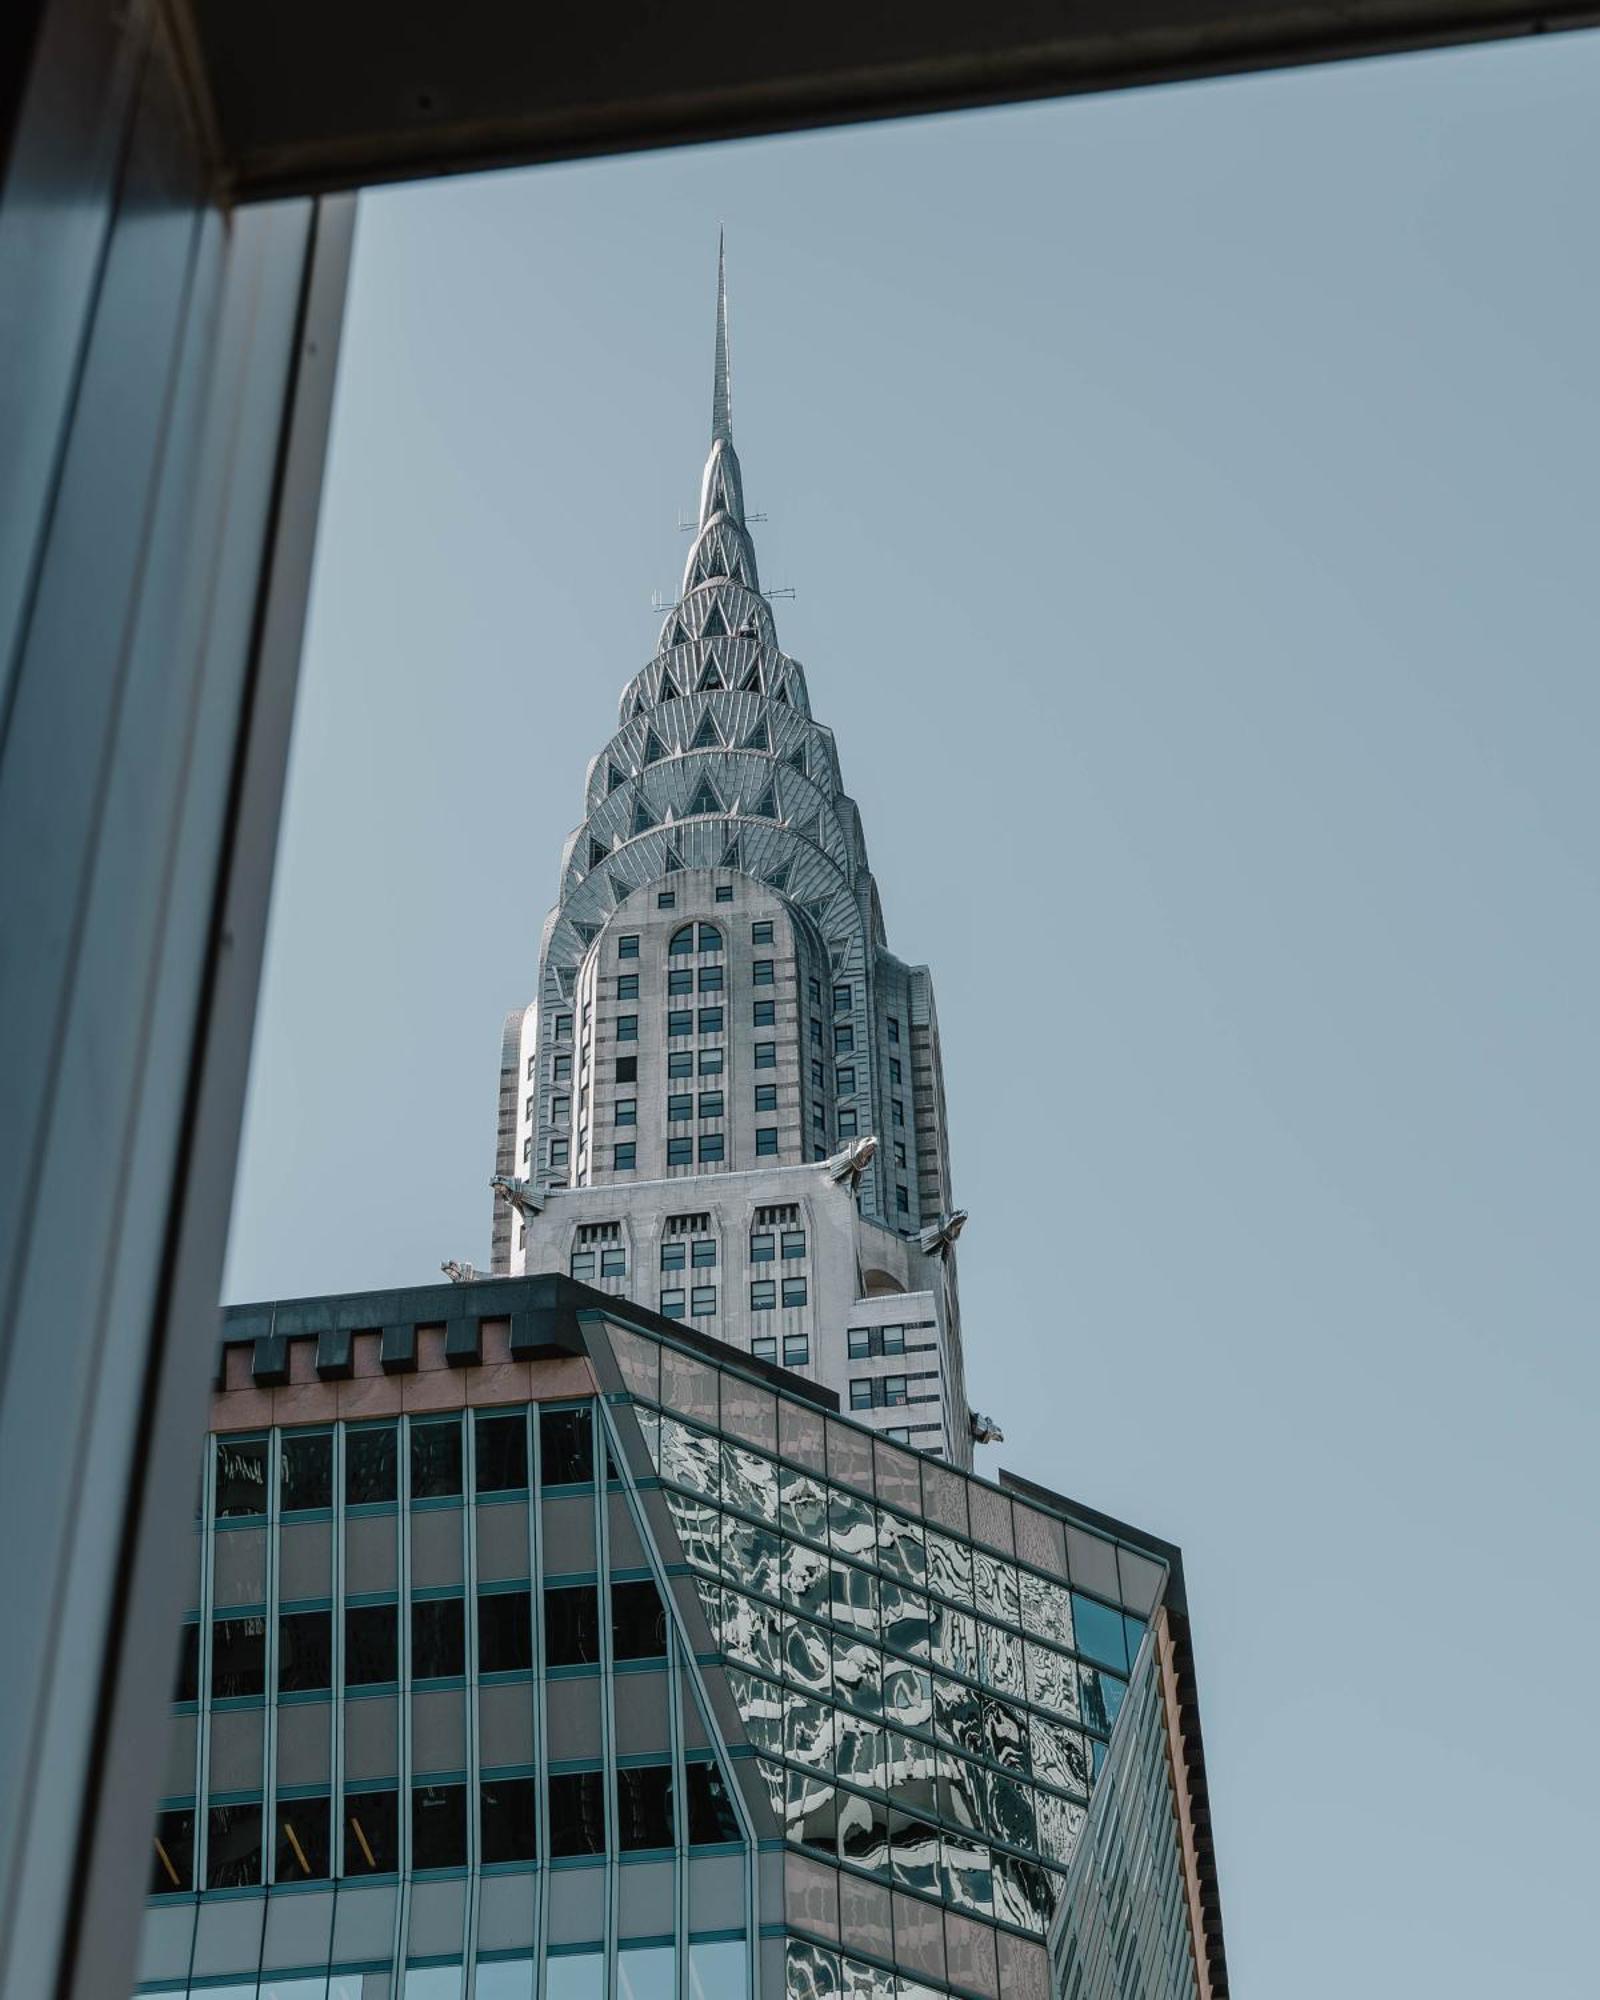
<box><xmin>712</xmin><ymin>229</ymin><xmax>732</xmax><ymax>444</ymax></box>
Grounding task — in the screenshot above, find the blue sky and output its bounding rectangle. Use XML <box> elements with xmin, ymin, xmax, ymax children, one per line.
<box><xmin>228</xmin><ymin>34</ymin><xmax>1600</xmax><ymax>1995</ymax></box>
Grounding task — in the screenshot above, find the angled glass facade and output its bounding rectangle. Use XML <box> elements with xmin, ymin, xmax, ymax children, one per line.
<box><xmin>133</xmin><ymin>1278</ymin><xmax>1225</xmax><ymax>2000</ymax></box>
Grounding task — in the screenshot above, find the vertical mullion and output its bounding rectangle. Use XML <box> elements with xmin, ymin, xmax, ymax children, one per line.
<box><xmin>463</xmin><ymin>1410</ymin><xmax>482</xmax><ymax>1989</ymax></box>
<box><xmin>331</xmin><ymin>1421</ymin><xmax>347</xmax><ymax>1897</ymax></box>
<box><xmin>531</xmin><ymin>1403</ymin><xmax>550</xmax><ymax>2000</ymax></box>
<box><xmin>195</xmin><ymin>1437</ymin><xmax>217</xmax><ymax>1895</ymax></box>
<box><xmin>263</xmin><ymin>1425</ymin><xmax>282</xmax><ymax>1883</ymax></box>
<box><xmin>667</xmin><ymin>1626</ymin><xmax>689</xmax><ymax>2000</ymax></box>
<box><xmin>594</xmin><ymin>1399</ymin><xmax>619</xmax><ymax>2000</ymax></box>
<box><xmin>392</xmin><ymin>1416</ymin><xmax>414</xmax><ymax>1986</ymax></box>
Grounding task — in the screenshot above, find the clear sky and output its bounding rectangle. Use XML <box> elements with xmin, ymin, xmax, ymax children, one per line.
<box><xmin>226</xmin><ymin>33</ymin><xmax>1600</xmax><ymax>1997</ymax></box>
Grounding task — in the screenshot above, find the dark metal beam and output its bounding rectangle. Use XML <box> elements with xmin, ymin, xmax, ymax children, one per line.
<box><xmin>184</xmin><ymin>0</ymin><xmax>1600</xmax><ymax>202</ymax></box>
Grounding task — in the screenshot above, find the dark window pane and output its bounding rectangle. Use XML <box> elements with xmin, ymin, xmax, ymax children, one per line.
<box><xmin>278</xmin><ymin>1609</ymin><xmax>331</xmax><ymax>1693</ymax></box>
<box><xmin>412</xmin><ymin>1598</ymin><xmax>466</xmax><ymax>1679</ymax></box>
<box><xmin>479</xmin><ymin>1590</ymin><xmax>533</xmax><ymax>1674</ymax></box>
<box><xmin>611</xmin><ymin>1580</ymin><xmax>666</xmax><ymax>1661</ymax></box>
<box><xmin>280</xmin><ymin>1431</ymin><xmax>333</xmax><ymax>1511</ymax></box>
<box><xmin>173</xmin><ymin>1622</ymin><xmax>200</xmax><ymax>1703</ymax></box>
<box><xmin>275</xmin><ymin>1794</ymin><xmax>331</xmax><ymax>1881</ymax></box>
<box><xmin>548</xmin><ymin>1770</ymin><xmax>606</xmax><ymax>1856</ymax></box>
<box><xmin>215</xmin><ymin>1436</ymin><xmax>267</xmax><ymax>1518</ymax></box>
<box><xmin>346</xmin><ymin>1426</ymin><xmax>397</xmax><ymax>1505</ymax></box>
<box><xmin>685</xmin><ymin>1763</ymin><xmax>741</xmax><ymax>1845</ymax></box>
<box><xmin>345</xmin><ymin>1603</ymin><xmax>398</xmax><ymax>1686</ymax></box>
<box><xmin>480</xmin><ymin>1776</ymin><xmax>538</xmax><ymax>1863</ymax></box>
<box><xmin>205</xmin><ymin>1802</ymin><xmax>262</xmax><ymax>1888</ymax></box>
<box><xmin>476</xmin><ymin>1413</ymin><xmax>528</xmax><ymax>1493</ymax></box>
<box><xmin>211</xmin><ymin>1616</ymin><xmax>265</xmax><ymax>1699</ymax></box>
<box><xmin>344</xmin><ymin>1789</ymin><xmax>399</xmax><ymax>1874</ymax></box>
<box><xmin>544</xmin><ymin>1585</ymin><xmax>600</xmax><ymax>1667</ymax></box>
<box><xmin>412</xmin><ymin>1783</ymin><xmax>468</xmax><ymax>1869</ymax></box>
<box><xmin>540</xmin><ymin>1408</ymin><xmax>593</xmax><ymax>1486</ymax></box>
<box><xmin>410</xmin><ymin>1418</ymin><xmax>462</xmax><ymax>1500</ymax></box>
<box><xmin>1070</xmin><ymin>1593</ymin><xmax>1128</xmax><ymax>1672</ymax></box>
<box><xmin>151</xmin><ymin>1808</ymin><xmax>194</xmax><ymax>1894</ymax></box>
<box><xmin>615</xmin><ymin>1766</ymin><xmax>674</xmax><ymax>1852</ymax></box>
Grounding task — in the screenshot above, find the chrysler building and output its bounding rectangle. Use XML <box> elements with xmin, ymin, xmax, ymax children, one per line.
<box><xmin>490</xmin><ymin>243</ymin><xmax>975</xmax><ymax>1464</ymax></box>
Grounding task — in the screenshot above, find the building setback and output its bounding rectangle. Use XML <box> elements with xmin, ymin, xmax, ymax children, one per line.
<box><xmin>133</xmin><ymin>1277</ymin><xmax>1226</xmax><ymax>1999</ymax></box>
<box><xmin>489</xmin><ymin>245</ymin><xmax>971</xmax><ymax>1466</ymax></box>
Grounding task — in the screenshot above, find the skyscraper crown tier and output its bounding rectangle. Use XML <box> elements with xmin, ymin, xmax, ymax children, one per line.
<box><xmin>495</xmin><ymin>239</ymin><xmax>967</xmax><ymax>1462</ymax></box>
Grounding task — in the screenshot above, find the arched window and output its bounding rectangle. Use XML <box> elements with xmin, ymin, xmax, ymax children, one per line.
<box><xmin>669</xmin><ymin>924</ymin><xmax>696</xmax><ymax>956</ymax></box>
<box><xmin>670</xmin><ymin>921</ymin><xmax>723</xmax><ymax>956</ymax></box>
<box><xmin>697</xmin><ymin>923</ymin><xmax>722</xmax><ymax>954</ymax></box>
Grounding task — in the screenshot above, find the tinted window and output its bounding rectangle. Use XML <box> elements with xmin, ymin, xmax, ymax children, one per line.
<box><xmin>346</xmin><ymin>1426</ymin><xmax>397</xmax><ymax>1505</ymax></box>
<box><xmin>1071</xmin><ymin>1592</ymin><xmax>1130</xmax><ymax>1672</ymax></box>
<box><xmin>275</xmin><ymin>1794</ymin><xmax>331</xmax><ymax>1880</ymax></box>
<box><xmin>173</xmin><ymin>1622</ymin><xmax>200</xmax><ymax>1703</ymax></box>
<box><xmin>475</xmin><ymin>1412</ymin><xmax>528</xmax><ymax>1492</ymax></box>
<box><xmin>345</xmin><ymin>1603</ymin><xmax>398</xmax><ymax>1686</ymax></box>
<box><xmin>544</xmin><ymin>1585</ymin><xmax>600</xmax><ymax>1667</ymax></box>
<box><xmin>480</xmin><ymin>1776</ymin><xmax>539</xmax><ymax>1863</ymax></box>
<box><xmin>344</xmin><ymin>1789</ymin><xmax>399</xmax><ymax>1874</ymax></box>
<box><xmin>549</xmin><ymin>1770</ymin><xmax>606</xmax><ymax>1856</ymax></box>
<box><xmin>214</xmin><ymin>1436</ymin><xmax>267</xmax><ymax>1518</ymax></box>
<box><xmin>151</xmin><ymin>1808</ymin><xmax>194</xmax><ymax>1894</ymax></box>
<box><xmin>413</xmin><ymin>1597</ymin><xmax>466</xmax><ymax>1679</ymax></box>
<box><xmin>278</xmin><ymin>1609</ymin><xmax>331</xmax><ymax>1693</ymax></box>
<box><xmin>410</xmin><ymin>1418</ymin><xmax>462</xmax><ymax>1500</ymax></box>
<box><xmin>206</xmin><ymin>1802</ymin><xmax>262</xmax><ymax>1888</ymax></box>
<box><xmin>540</xmin><ymin>1408</ymin><xmax>593</xmax><ymax>1486</ymax></box>
<box><xmin>478</xmin><ymin>1590</ymin><xmax>533</xmax><ymax>1674</ymax></box>
<box><xmin>211</xmin><ymin>1616</ymin><xmax>265</xmax><ymax>1699</ymax></box>
<box><xmin>686</xmin><ymin>1763</ymin><xmax>741</xmax><ymax>1845</ymax></box>
<box><xmin>616</xmin><ymin>1766</ymin><xmax>674</xmax><ymax>1851</ymax></box>
<box><xmin>611</xmin><ymin>1580</ymin><xmax>666</xmax><ymax>1661</ymax></box>
<box><xmin>412</xmin><ymin>1783</ymin><xmax>468</xmax><ymax>1869</ymax></box>
<box><xmin>280</xmin><ymin>1431</ymin><xmax>332</xmax><ymax>1511</ymax></box>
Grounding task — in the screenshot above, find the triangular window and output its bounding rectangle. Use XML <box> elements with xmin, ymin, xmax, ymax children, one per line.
<box><xmin>631</xmin><ymin>796</ymin><xmax>657</xmax><ymax>835</ymax></box>
<box><xmin>719</xmin><ymin>837</ymin><xmax>742</xmax><ymax>869</ymax></box>
<box><xmin>689</xmin><ymin>710</ymin><xmax>721</xmax><ymax>749</ymax></box>
<box><xmin>685</xmin><ymin>775</ymin><xmax>723</xmax><ymax>817</ymax></box>
<box><xmin>786</xmin><ymin>745</ymin><xmax>807</xmax><ymax>776</ymax></box>
<box><xmin>739</xmin><ymin>660</ymin><xmax>763</xmax><ymax>693</ymax></box>
<box><xmin>696</xmin><ymin>658</ymin><xmax>725</xmax><ymax>692</ymax></box>
<box><xmin>642</xmin><ymin>730</ymin><xmax>667</xmax><ymax>766</ymax></box>
<box><xmin>766</xmin><ymin>864</ymin><xmax>791</xmax><ymax>891</ymax></box>
<box><xmin>750</xmin><ymin>781</ymin><xmax>778</xmax><ymax>820</ymax></box>
<box><xmin>740</xmin><ymin>717</ymin><xmax>770</xmax><ymax>751</ymax></box>
<box><xmin>607</xmin><ymin>872</ymin><xmax>629</xmax><ymax>906</ymax></box>
<box><xmin>795</xmin><ymin>813</ymin><xmax>821</xmax><ymax>844</ymax></box>
<box><xmin>668</xmin><ymin>620</ymin><xmax>689</xmax><ymax>648</ymax></box>
<box><xmin>632</xmin><ymin>693</ymin><xmax>648</xmax><ymax>717</ymax></box>
<box><xmin>658</xmin><ymin>673</ymin><xmax>679</xmax><ymax>704</ymax></box>
<box><xmin>606</xmin><ymin>761</ymin><xmax>627</xmax><ymax>793</ymax></box>
<box><xmin>572</xmin><ymin>920</ymin><xmax>599</xmax><ymax>944</ymax></box>
<box><xmin>556</xmin><ymin>966</ymin><xmax>576</xmax><ymax>997</ymax></box>
<box><xmin>587</xmin><ymin>837</ymin><xmax>610</xmax><ymax>868</ymax></box>
<box><xmin>773</xmin><ymin>679</ymin><xmax>790</xmax><ymax>706</ymax></box>
<box><xmin>701</xmin><ymin>599</ymin><xmax>727</xmax><ymax>639</ymax></box>
<box><xmin>664</xmin><ymin>845</ymin><xmax>684</xmax><ymax>873</ymax></box>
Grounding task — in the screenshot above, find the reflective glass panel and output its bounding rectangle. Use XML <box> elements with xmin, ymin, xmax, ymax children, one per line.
<box><xmin>1018</xmin><ymin>1569</ymin><xmax>1074</xmax><ymax>1650</ymax></box>
<box><xmin>1070</xmin><ymin>1591</ymin><xmax>1129</xmax><ymax>1671</ymax></box>
<box><xmin>1034</xmin><ymin>1788</ymin><xmax>1086</xmax><ymax>1867</ymax></box>
<box><xmin>937</xmin><ymin>1750</ymin><xmax>984</xmax><ymax>1833</ymax></box>
<box><xmin>781</xmin><ymin>1467</ymin><xmax>829</xmax><ymax>1545</ymax></box>
<box><xmin>827</xmin><ymin>1488</ymin><xmax>874</xmax><ymax>1562</ymax></box>
<box><xmin>829</xmin><ymin>1562</ymin><xmax>878</xmax><ymax>1639</ymax></box>
<box><xmin>835</xmin><ymin>1712</ymin><xmax>885</xmax><ymax>1792</ymax></box>
<box><xmin>973</xmin><ymin>1551</ymin><xmax>1020</xmax><ymax>1630</ymax></box>
<box><xmin>836</xmin><ymin>1791</ymin><xmax>889</xmax><ymax>1874</ymax></box>
<box><xmin>721</xmin><ymin>1514</ymin><xmax>780</xmax><ymax>1598</ymax></box>
<box><xmin>932</xmin><ymin>1676</ymin><xmax>983</xmax><ymax>1758</ymax></box>
<box><xmin>787</xmin><ymin>1940</ymin><xmax>842</xmax><ymax>2000</ymax></box>
<box><xmin>874</xmin><ymin>1511</ymin><xmax>925</xmax><ymax>1586</ymax></box>
<box><xmin>663</xmin><ymin>1488</ymin><xmax>720</xmax><ymax>1572</ymax></box>
<box><xmin>689</xmin><ymin>1939</ymin><xmax>749</xmax><ymax>2000</ymax></box>
<box><xmin>886</xmin><ymin>1811</ymin><xmax>939</xmax><ymax>1895</ymax></box>
<box><xmin>785</xmin><ymin>1693</ymin><xmax>836</xmax><ymax>1770</ymax></box>
<box><xmin>830</xmin><ymin>1635</ymin><xmax>882</xmax><ymax>1717</ymax></box>
<box><xmin>1023</xmin><ymin>1642</ymin><xmax>1079</xmax><ymax>1720</ymax></box>
<box><xmin>1029</xmin><ymin>1714</ymin><xmax>1090</xmax><ymax>1797</ymax></box>
<box><xmin>881</xmin><ymin>1660</ymin><xmax>932</xmax><ymax>1734</ymax></box>
<box><xmin>727</xmin><ymin>1670</ymin><xmax>785</xmax><ymax>1756</ymax></box>
<box><xmin>878</xmin><ymin>1581</ymin><xmax>930</xmax><ymax>1660</ymax></box>
<box><xmin>546</xmin><ymin>1954</ymin><xmax>605</xmax><ymax>2000</ymax></box>
<box><xmin>722</xmin><ymin>1440</ymin><xmax>779</xmax><ymax>1524</ymax></box>
<box><xmin>979</xmin><ymin>1621</ymin><xmax>1026</xmax><ymax>1700</ymax></box>
<box><xmin>723</xmin><ymin>1588</ymin><xmax>782</xmax><ymax>1675</ymax></box>
<box><xmin>985</xmin><ymin>1769</ymin><xmax>1037</xmax><ymax>1850</ymax></box>
<box><xmin>925</xmin><ymin>1531</ymin><xmax>972</xmax><ymax>1608</ymax></box>
<box><xmin>884</xmin><ymin>1729</ymin><xmax>937</xmax><ymax>1813</ymax></box>
<box><xmin>475</xmin><ymin>1962</ymin><xmax>537</xmax><ymax>2000</ymax></box>
<box><xmin>618</xmin><ymin>1947</ymin><xmax>676</xmax><ymax>2000</ymax></box>
<box><xmin>783</xmin><ymin>1616</ymin><xmax>832</xmax><ymax>1696</ymax></box>
<box><xmin>782</xmin><ymin>1539</ymin><xmax>829</xmax><ymax>1620</ymax></box>
<box><xmin>984</xmin><ymin>1694</ymin><xmax>1030</xmax><ymax>1774</ymax></box>
<box><xmin>990</xmin><ymin>1849</ymin><xmax>1056</xmax><ymax>1934</ymax></box>
<box><xmin>1079</xmin><ymin>1666</ymin><xmax>1127</xmax><ymax>1736</ymax></box>
<box><xmin>940</xmin><ymin>1831</ymin><xmax>994</xmax><ymax>1918</ymax></box>
<box><xmin>928</xmin><ymin>1602</ymin><xmax>978</xmax><ymax>1681</ymax></box>
<box><xmin>658</xmin><ymin>1417</ymin><xmax>718</xmax><ymax>1497</ymax></box>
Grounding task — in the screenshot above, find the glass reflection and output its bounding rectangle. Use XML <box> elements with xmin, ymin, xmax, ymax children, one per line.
<box><xmin>983</xmin><ymin>1694</ymin><xmax>1030</xmax><ymax>1774</ymax></box>
<box><xmin>693</xmin><ymin>1576</ymin><xmax>723</xmax><ymax>1646</ymax></box>
<box><xmin>659</xmin><ymin>1417</ymin><xmax>719</xmax><ymax>1497</ymax></box>
<box><xmin>835</xmin><ymin>1712</ymin><xmax>886</xmax><ymax>1792</ymax></box>
<box><xmin>721</xmin><ymin>1514</ymin><xmax>780</xmax><ymax>1599</ymax></box>
<box><xmin>781</xmin><ymin>1467</ymin><xmax>829</xmax><ymax>1546</ymax></box>
<box><xmin>723</xmin><ymin>1588</ymin><xmax>782</xmax><ymax>1675</ymax></box>
<box><xmin>928</xmin><ymin>1602</ymin><xmax>978</xmax><ymax>1681</ymax></box>
<box><xmin>663</xmin><ymin>1488</ymin><xmax>720</xmax><ymax>1572</ymax></box>
<box><xmin>925</xmin><ymin>1531</ymin><xmax>973</xmax><ymax>1608</ymax></box>
<box><xmin>836</xmin><ymin>1789</ymin><xmax>890</xmax><ymax>1872</ymax></box>
<box><xmin>828</xmin><ymin>1488</ymin><xmax>875</xmax><ymax>1562</ymax></box>
<box><xmin>1023</xmin><ymin>1641</ymin><xmax>1080</xmax><ymax>1720</ymax></box>
<box><xmin>1034</xmin><ymin>1789</ymin><xmax>1086</xmax><ymax>1867</ymax></box>
<box><xmin>783</xmin><ymin>1616</ymin><xmax>832</xmax><ymax>1696</ymax></box>
<box><xmin>990</xmin><ymin>1848</ymin><xmax>1057</xmax><ymax>1934</ymax></box>
<box><xmin>786</xmin><ymin>1939</ymin><xmax>841</xmax><ymax>2000</ymax></box>
<box><xmin>782</xmin><ymin>1539</ymin><xmax>829</xmax><ymax>1620</ymax></box>
<box><xmin>979</xmin><ymin>1621</ymin><xmax>1026</xmax><ymax>1700</ymax></box>
<box><xmin>785</xmin><ymin>1693</ymin><xmax>836</xmax><ymax>1770</ymax></box>
<box><xmin>887</xmin><ymin>1811</ymin><xmax>940</xmax><ymax>1896</ymax></box>
<box><xmin>841</xmin><ymin>1957</ymin><xmax>897</xmax><ymax>2000</ymax></box>
<box><xmin>881</xmin><ymin>1660</ymin><xmax>932</xmax><ymax>1733</ymax></box>
<box><xmin>875</xmin><ymin>1510</ymin><xmax>926</xmax><ymax>1585</ymax></box>
<box><xmin>831</xmin><ymin>1635</ymin><xmax>882</xmax><ymax>1716</ymax></box>
<box><xmin>985</xmin><ymin>1769</ymin><xmax>1037</xmax><ymax>1851</ymax></box>
<box><xmin>829</xmin><ymin>1562</ymin><xmax>878</xmax><ymax>1639</ymax></box>
<box><xmin>721</xmin><ymin>1440</ymin><xmax>779</xmax><ymax>1524</ymax></box>
<box><xmin>933</xmin><ymin>1675</ymin><xmax>984</xmax><ymax>1758</ymax></box>
<box><xmin>940</xmin><ymin>1830</ymin><xmax>994</xmax><ymax>1918</ymax></box>
<box><xmin>974</xmin><ymin>1551</ymin><xmax>1020</xmax><ymax>1629</ymax></box>
<box><xmin>1029</xmin><ymin>1714</ymin><xmax>1090</xmax><ymax>1796</ymax></box>
<box><xmin>884</xmin><ymin>1729</ymin><xmax>937</xmax><ymax>1813</ymax></box>
<box><xmin>1019</xmin><ymin>1568</ymin><xmax>1074</xmax><ymax>1650</ymax></box>
<box><xmin>878</xmin><ymin>1581</ymin><xmax>930</xmax><ymax>1660</ymax></box>
<box><xmin>728</xmin><ymin>1669</ymin><xmax>786</xmax><ymax>1755</ymax></box>
<box><xmin>787</xmin><ymin>1765</ymin><xmax>837</xmax><ymax>1854</ymax></box>
<box><xmin>1080</xmin><ymin>1666</ymin><xmax>1127</xmax><ymax>1736</ymax></box>
<box><xmin>938</xmin><ymin>1749</ymin><xmax>984</xmax><ymax>1833</ymax></box>
<box><xmin>632</xmin><ymin>1405</ymin><xmax>662</xmax><ymax>1471</ymax></box>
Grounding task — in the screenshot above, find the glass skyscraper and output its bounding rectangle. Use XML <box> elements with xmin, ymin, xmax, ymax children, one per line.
<box><xmin>134</xmin><ymin>253</ymin><xmax>1228</xmax><ymax>1999</ymax></box>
